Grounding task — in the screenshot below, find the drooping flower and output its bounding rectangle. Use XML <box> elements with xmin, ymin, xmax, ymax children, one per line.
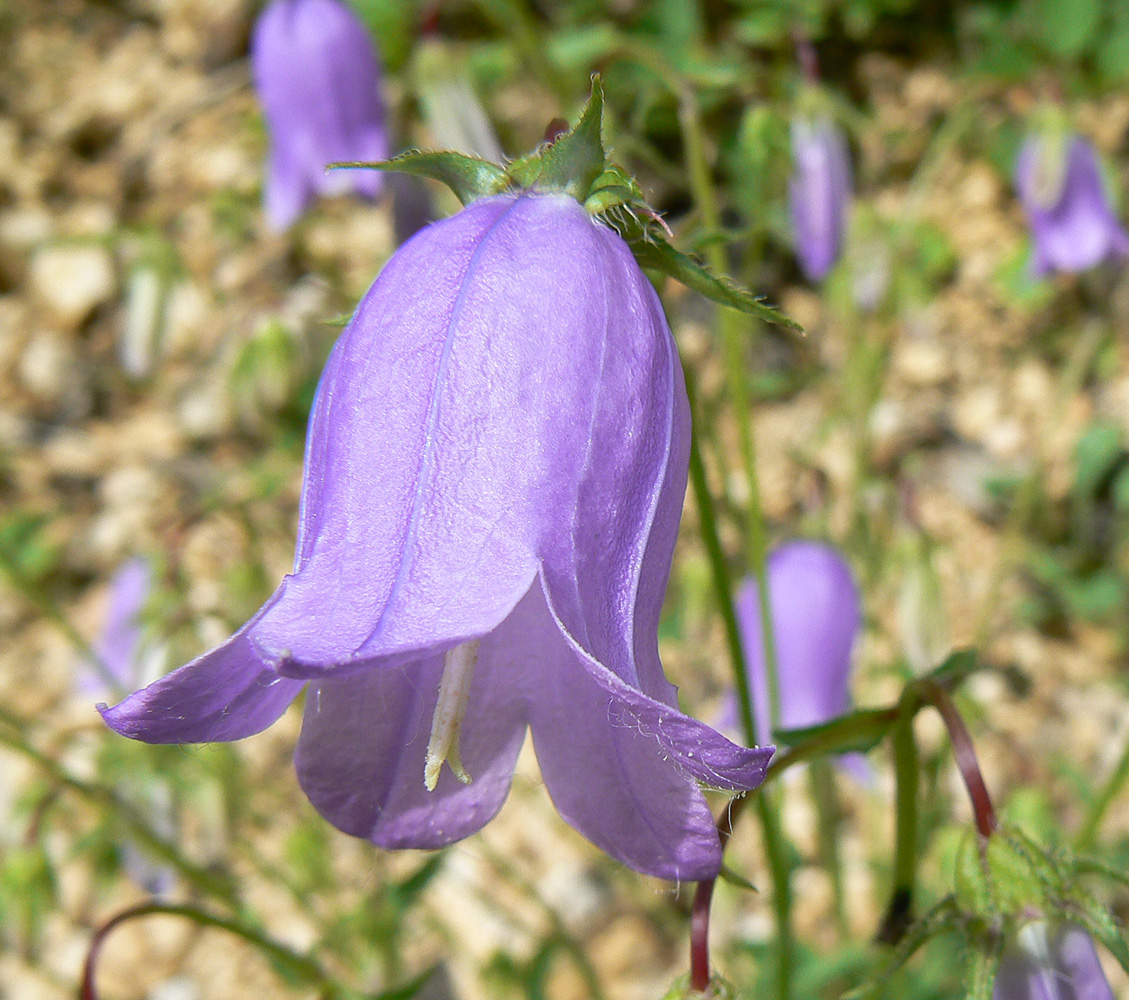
<box><xmin>251</xmin><ymin>0</ymin><xmax>388</xmax><ymax>230</ymax></box>
<box><xmin>1015</xmin><ymin>134</ymin><xmax>1129</xmax><ymax>277</ymax></box>
<box><xmin>731</xmin><ymin>541</ymin><xmax>861</xmax><ymax>747</ymax></box>
<box><xmin>789</xmin><ymin>114</ymin><xmax>852</xmax><ymax>282</ymax></box>
<box><xmin>101</xmin><ymin>193</ymin><xmax>773</xmax><ymax>881</ymax></box>
<box><xmin>993</xmin><ymin>922</ymin><xmax>1115</xmax><ymax>1000</ymax></box>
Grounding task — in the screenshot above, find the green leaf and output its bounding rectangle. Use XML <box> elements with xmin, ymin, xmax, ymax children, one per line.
<box><xmin>1032</xmin><ymin>0</ymin><xmax>1102</xmax><ymax>57</ymax></box>
<box><xmin>718</xmin><ymin>864</ymin><xmax>759</xmax><ymax>892</ymax></box>
<box><xmin>925</xmin><ymin>649</ymin><xmax>978</xmax><ymax>687</ymax></box>
<box><xmin>630</xmin><ymin>235</ymin><xmax>801</xmax><ymax>330</ymax></box>
<box><xmin>534</xmin><ymin>77</ymin><xmax>607</xmax><ymax>199</ymax></box>
<box><xmin>1097</xmin><ymin>25</ymin><xmax>1129</xmax><ymax>83</ymax></box>
<box><xmin>330</xmin><ymin>150</ymin><xmax>509</xmax><ymax>206</ymax></box>
<box><xmin>1073</xmin><ymin>423</ymin><xmax>1123</xmax><ymax>500</ymax></box>
<box><xmin>772</xmin><ymin>707</ymin><xmax>896</xmax><ymax>755</ymax></box>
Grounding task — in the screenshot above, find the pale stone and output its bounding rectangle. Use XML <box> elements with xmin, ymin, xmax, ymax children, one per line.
<box><xmin>18</xmin><ymin>331</ymin><xmax>76</xmax><ymax>404</ymax></box>
<box><xmin>31</xmin><ymin>245</ymin><xmax>116</xmax><ymax>330</ymax></box>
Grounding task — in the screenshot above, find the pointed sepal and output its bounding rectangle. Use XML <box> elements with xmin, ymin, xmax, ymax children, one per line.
<box><xmin>629</xmin><ymin>231</ymin><xmax>802</xmax><ymax>330</ymax></box>
<box><xmin>534</xmin><ymin>76</ymin><xmax>607</xmax><ymax>199</ymax></box>
<box><xmin>330</xmin><ymin>150</ymin><xmax>509</xmax><ymax>206</ymax></box>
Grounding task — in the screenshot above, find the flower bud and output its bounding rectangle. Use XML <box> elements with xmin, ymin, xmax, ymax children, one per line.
<box><xmin>1015</xmin><ymin>132</ymin><xmax>1129</xmax><ymax>277</ymax></box>
<box><xmin>251</xmin><ymin>0</ymin><xmax>388</xmax><ymax>230</ymax></box>
<box><xmin>789</xmin><ymin>113</ymin><xmax>852</xmax><ymax>282</ymax></box>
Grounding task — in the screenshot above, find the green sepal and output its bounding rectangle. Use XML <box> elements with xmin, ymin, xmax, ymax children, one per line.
<box><xmin>966</xmin><ymin>937</ymin><xmax>1004</xmax><ymax>1000</ymax></box>
<box><xmin>630</xmin><ymin>234</ymin><xmax>801</xmax><ymax>330</ymax></box>
<box><xmin>661</xmin><ymin>973</ymin><xmax>736</xmax><ymax>1000</ymax></box>
<box><xmin>533</xmin><ymin>76</ymin><xmax>607</xmax><ymax>199</ymax></box>
<box><xmin>954</xmin><ymin>828</ymin><xmax>1051</xmax><ymax>920</ymax></box>
<box><xmin>772</xmin><ymin>707</ymin><xmax>897</xmax><ymax>755</ymax></box>
<box><xmin>1070</xmin><ymin>890</ymin><xmax>1129</xmax><ymax>975</ymax></box>
<box><xmin>329</xmin><ymin>150</ymin><xmax>509</xmax><ymax>206</ymax></box>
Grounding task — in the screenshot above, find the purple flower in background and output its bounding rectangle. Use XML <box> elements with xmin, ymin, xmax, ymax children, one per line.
<box><xmin>101</xmin><ymin>193</ymin><xmax>772</xmax><ymax>881</ymax></box>
<box><xmin>993</xmin><ymin>922</ymin><xmax>1114</xmax><ymax>1000</ymax></box>
<box><xmin>1015</xmin><ymin>135</ymin><xmax>1129</xmax><ymax>277</ymax></box>
<box><xmin>790</xmin><ymin>115</ymin><xmax>852</xmax><ymax>282</ymax></box>
<box><xmin>82</xmin><ymin>559</ymin><xmax>150</xmax><ymax>694</ymax></box>
<box><xmin>251</xmin><ymin>0</ymin><xmax>388</xmax><ymax>230</ymax></box>
<box><xmin>80</xmin><ymin>559</ymin><xmax>166</xmax><ymax>698</ymax></box>
<box><xmin>732</xmin><ymin>541</ymin><xmax>861</xmax><ymax>747</ymax></box>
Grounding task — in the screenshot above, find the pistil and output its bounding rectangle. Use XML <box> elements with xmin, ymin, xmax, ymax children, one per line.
<box><xmin>424</xmin><ymin>640</ymin><xmax>478</xmax><ymax>790</ymax></box>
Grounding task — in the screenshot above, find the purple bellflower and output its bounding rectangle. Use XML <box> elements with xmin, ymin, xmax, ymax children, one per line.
<box><xmin>731</xmin><ymin>541</ymin><xmax>861</xmax><ymax>750</ymax></box>
<box><xmin>100</xmin><ymin>193</ymin><xmax>773</xmax><ymax>881</ymax></box>
<box><xmin>1015</xmin><ymin>134</ymin><xmax>1129</xmax><ymax>277</ymax></box>
<box><xmin>251</xmin><ymin>0</ymin><xmax>389</xmax><ymax>230</ymax></box>
<box><xmin>790</xmin><ymin>114</ymin><xmax>852</xmax><ymax>282</ymax></box>
<box><xmin>993</xmin><ymin>922</ymin><xmax>1115</xmax><ymax>1000</ymax></box>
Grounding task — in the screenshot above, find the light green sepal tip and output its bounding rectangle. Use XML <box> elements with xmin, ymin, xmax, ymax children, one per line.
<box><xmin>329</xmin><ymin>150</ymin><xmax>509</xmax><ymax>206</ymax></box>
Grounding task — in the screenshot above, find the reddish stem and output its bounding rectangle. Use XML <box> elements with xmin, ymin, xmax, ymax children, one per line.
<box><xmin>690</xmin><ymin>876</ymin><xmax>716</xmax><ymax>992</ymax></box>
<box><xmin>922</xmin><ymin>680</ymin><xmax>997</xmax><ymax>839</ymax></box>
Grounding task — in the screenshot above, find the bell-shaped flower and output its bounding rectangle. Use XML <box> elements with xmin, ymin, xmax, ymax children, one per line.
<box><xmin>731</xmin><ymin>541</ymin><xmax>861</xmax><ymax>751</ymax></box>
<box><xmin>251</xmin><ymin>0</ymin><xmax>388</xmax><ymax>230</ymax></box>
<box><xmin>1015</xmin><ymin>134</ymin><xmax>1129</xmax><ymax>277</ymax></box>
<box><xmin>789</xmin><ymin>114</ymin><xmax>852</xmax><ymax>282</ymax></box>
<box><xmin>993</xmin><ymin>922</ymin><xmax>1114</xmax><ymax>1000</ymax></box>
<box><xmin>100</xmin><ymin>193</ymin><xmax>772</xmax><ymax>881</ymax></box>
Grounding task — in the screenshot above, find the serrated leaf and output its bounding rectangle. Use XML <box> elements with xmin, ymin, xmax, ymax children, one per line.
<box><xmin>772</xmin><ymin>708</ymin><xmax>896</xmax><ymax>755</ymax></box>
<box><xmin>329</xmin><ymin>151</ymin><xmax>509</xmax><ymax>206</ymax></box>
<box><xmin>630</xmin><ymin>236</ymin><xmax>802</xmax><ymax>331</ymax></box>
<box><xmin>535</xmin><ymin>77</ymin><xmax>607</xmax><ymax>199</ymax></box>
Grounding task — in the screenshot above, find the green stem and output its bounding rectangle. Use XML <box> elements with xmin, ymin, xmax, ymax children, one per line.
<box><xmin>878</xmin><ymin>716</ymin><xmax>919</xmax><ymax>945</ymax></box>
<box><xmin>678</xmin><ymin>84</ymin><xmax>781</xmax><ymax>733</ymax></box>
<box><xmin>1077</xmin><ymin>727</ymin><xmax>1129</xmax><ymax>852</ymax></box>
<box><xmin>809</xmin><ymin>759</ymin><xmax>847</xmax><ymax>939</ymax></box>
<box><xmin>0</xmin><ymin>707</ymin><xmax>238</xmax><ymax>905</ymax></box>
<box><xmin>686</xmin><ymin>386</ymin><xmax>755</xmax><ymax>745</ymax></box>
<box><xmin>679</xmin><ymin>83</ymin><xmax>790</xmax><ymax>1000</ymax></box>
<box><xmin>756</xmin><ymin>789</ymin><xmax>794</xmax><ymax>1000</ymax></box>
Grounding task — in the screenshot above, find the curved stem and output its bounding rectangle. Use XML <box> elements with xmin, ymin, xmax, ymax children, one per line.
<box><xmin>81</xmin><ymin>902</ymin><xmax>328</xmax><ymax>1000</ymax></box>
<box><xmin>921</xmin><ymin>680</ymin><xmax>996</xmax><ymax>839</ymax></box>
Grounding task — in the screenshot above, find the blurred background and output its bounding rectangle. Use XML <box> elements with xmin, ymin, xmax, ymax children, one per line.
<box><xmin>0</xmin><ymin>0</ymin><xmax>1128</xmax><ymax>998</ymax></box>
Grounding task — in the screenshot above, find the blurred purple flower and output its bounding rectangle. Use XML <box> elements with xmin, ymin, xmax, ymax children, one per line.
<box><xmin>101</xmin><ymin>193</ymin><xmax>772</xmax><ymax>881</ymax></box>
<box><xmin>790</xmin><ymin>115</ymin><xmax>852</xmax><ymax>282</ymax></box>
<box><xmin>251</xmin><ymin>0</ymin><xmax>388</xmax><ymax>230</ymax></box>
<box><xmin>1016</xmin><ymin>135</ymin><xmax>1129</xmax><ymax>277</ymax></box>
<box><xmin>993</xmin><ymin>922</ymin><xmax>1114</xmax><ymax>1000</ymax></box>
<box><xmin>731</xmin><ymin>541</ymin><xmax>861</xmax><ymax>751</ymax></box>
<box><xmin>79</xmin><ymin>559</ymin><xmax>161</xmax><ymax>698</ymax></box>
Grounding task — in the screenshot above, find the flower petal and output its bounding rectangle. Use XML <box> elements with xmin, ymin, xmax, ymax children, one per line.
<box><xmin>526</xmin><ymin>582</ymin><xmax>771</xmax><ymax>880</ymax></box>
<box><xmin>536</xmin><ymin>217</ymin><xmax>686</xmax><ymax>706</ymax></box>
<box><xmin>253</xmin><ymin>196</ymin><xmax>542</xmax><ymax>674</ymax></box>
<box><xmin>294</xmin><ymin>634</ymin><xmax>527</xmax><ymax>849</ymax></box>
<box><xmin>99</xmin><ymin>603</ymin><xmax>304</xmax><ymax>743</ymax></box>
